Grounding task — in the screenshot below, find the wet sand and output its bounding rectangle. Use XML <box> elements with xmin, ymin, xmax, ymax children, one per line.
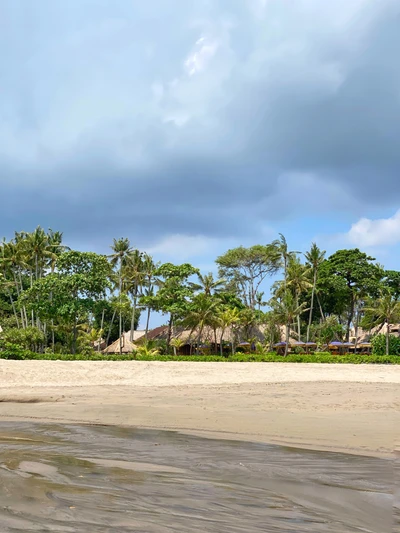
<box><xmin>0</xmin><ymin>422</ymin><xmax>394</xmax><ymax>532</ymax></box>
<box><xmin>0</xmin><ymin>361</ymin><xmax>399</xmax><ymax>457</ymax></box>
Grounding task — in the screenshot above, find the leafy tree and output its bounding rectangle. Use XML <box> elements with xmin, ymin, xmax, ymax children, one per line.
<box><xmin>143</xmin><ymin>263</ymin><xmax>199</xmax><ymax>350</ymax></box>
<box><xmin>317</xmin><ymin>249</ymin><xmax>383</xmax><ymax>340</ymax></box>
<box><xmin>216</xmin><ymin>245</ymin><xmax>280</xmax><ymax>309</ymax></box>
<box><xmin>311</xmin><ymin>315</ymin><xmax>345</xmax><ymax>347</ymax></box>
<box><xmin>21</xmin><ymin>251</ymin><xmax>111</xmax><ymax>353</ymax></box>
<box><xmin>382</xmin><ymin>270</ymin><xmax>400</xmax><ymax>299</ymax></box>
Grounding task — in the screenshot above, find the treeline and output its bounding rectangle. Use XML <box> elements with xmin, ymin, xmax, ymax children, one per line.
<box><xmin>0</xmin><ymin>228</ymin><xmax>399</xmax><ymax>356</ymax></box>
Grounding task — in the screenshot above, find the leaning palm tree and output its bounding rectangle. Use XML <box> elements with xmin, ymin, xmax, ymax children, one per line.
<box><xmin>363</xmin><ymin>290</ymin><xmax>400</xmax><ymax>355</ymax></box>
<box><xmin>269</xmin><ymin>291</ymin><xmax>308</xmax><ymax>356</ymax></box>
<box><xmin>109</xmin><ymin>238</ymin><xmax>134</xmax><ymax>354</ymax></box>
<box><xmin>271</xmin><ymin>233</ymin><xmax>299</xmax><ymax>288</ymax></box>
<box><xmin>304</xmin><ymin>243</ymin><xmax>326</xmax><ymax>342</ymax></box>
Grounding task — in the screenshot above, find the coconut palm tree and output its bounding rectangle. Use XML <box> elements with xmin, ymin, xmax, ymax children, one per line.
<box><xmin>184</xmin><ymin>294</ymin><xmax>220</xmax><ymax>353</ymax></box>
<box><xmin>286</xmin><ymin>256</ymin><xmax>312</xmax><ymax>341</ymax></box>
<box><xmin>109</xmin><ymin>238</ymin><xmax>134</xmax><ymax>354</ymax></box>
<box><xmin>189</xmin><ymin>272</ymin><xmax>226</xmax><ymax>296</ymax></box>
<box><xmin>269</xmin><ymin>291</ymin><xmax>308</xmax><ymax>356</ymax></box>
<box><xmin>304</xmin><ymin>243</ymin><xmax>326</xmax><ymax>342</ymax></box>
<box><xmin>271</xmin><ymin>233</ymin><xmax>299</xmax><ymax>287</ymax></box>
<box><xmin>217</xmin><ymin>307</ymin><xmax>240</xmax><ymax>356</ymax></box>
<box><xmin>170</xmin><ymin>337</ymin><xmax>184</xmax><ymax>356</ymax></box>
<box><xmin>125</xmin><ymin>249</ymin><xmax>144</xmax><ymax>341</ymax></box>
<box><xmin>363</xmin><ymin>290</ymin><xmax>400</xmax><ymax>355</ymax></box>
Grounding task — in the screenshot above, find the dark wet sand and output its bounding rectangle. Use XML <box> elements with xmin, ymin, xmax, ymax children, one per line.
<box><xmin>0</xmin><ymin>422</ymin><xmax>395</xmax><ymax>532</ymax></box>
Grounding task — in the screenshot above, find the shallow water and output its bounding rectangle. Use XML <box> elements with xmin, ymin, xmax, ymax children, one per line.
<box><xmin>0</xmin><ymin>423</ymin><xmax>394</xmax><ymax>532</ymax></box>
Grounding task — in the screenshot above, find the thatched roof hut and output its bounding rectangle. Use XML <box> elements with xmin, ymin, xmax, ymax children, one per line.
<box><xmin>102</xmin><ymin>330</ymin><xmax>146</xmax><ymax>354</ymax></box>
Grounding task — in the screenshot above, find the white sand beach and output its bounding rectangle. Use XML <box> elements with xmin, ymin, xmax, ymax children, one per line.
<box><xmin>1</xmin><ymin>361</ymin><xmax>399</xmax><ymax>457</ymax></box>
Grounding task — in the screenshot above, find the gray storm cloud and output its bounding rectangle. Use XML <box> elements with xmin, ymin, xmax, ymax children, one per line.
<box><xmin>0</xmin><ymin>0</ymin><xmax>399</xmax><ymax>247</ymax></box>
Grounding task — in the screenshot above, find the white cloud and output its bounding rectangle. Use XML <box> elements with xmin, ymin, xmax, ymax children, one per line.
<box><xmin>147</xmin><ymin>234</ymin><xmax>223</xmax><ymax>261</ymax></box>
<box><xmin>347</xmin><ymin>210</ymin><xmax>400</xmax><ymax>247</ymax></box>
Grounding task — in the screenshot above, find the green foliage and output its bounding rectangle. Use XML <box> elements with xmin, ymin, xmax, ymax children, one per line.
<box><xmin>1</xmin><ymin>351</ymin><xmax>398</xmax><ymax>363</ymax></box>
<box><xmin>0</xmin><ymin>327</ymin><xmax>45</xmax><ymax>351</ymax></box>
<box><xmin>216</xmin><ymin>245</ymin><xmax>280</xmax><ymax>308</ymax></box>
<box><xmin>371</xmin><ymin>334</ymin><xmax>400</xmax><ymax>355</ymax></box>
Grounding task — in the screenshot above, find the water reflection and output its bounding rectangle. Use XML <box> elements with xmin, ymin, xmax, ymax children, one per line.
<box><xmin>0</xmin><ymin>423</ymin><xmax>394</xmax><ymax>532</ymax></box>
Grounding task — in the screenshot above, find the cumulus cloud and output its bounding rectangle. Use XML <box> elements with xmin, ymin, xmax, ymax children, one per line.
<box><xmin>0</xmin><ymin>0</ymin><xmax>399</xmax><ymax>252</ymax></box>
<box><xmin>347</xmin><ymin>211</ymin><xmax>400</xmax><ymax>247</ymax></box>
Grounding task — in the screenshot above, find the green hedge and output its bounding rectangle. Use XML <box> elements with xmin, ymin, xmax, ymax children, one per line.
<box><xmin>0</xmin><ymin>350</ymin><xmax>399</xmax><ymax>364</ymax></box>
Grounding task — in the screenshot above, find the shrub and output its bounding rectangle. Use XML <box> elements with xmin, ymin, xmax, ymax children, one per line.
<box><xmin>371</xmin><ymin>334</ymin><xmax>400</xmax><ymax>356</ymax></box>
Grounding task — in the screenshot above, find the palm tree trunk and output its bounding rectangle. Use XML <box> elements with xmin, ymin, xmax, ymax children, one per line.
<box><xmin>296</xmin><ymin>295</ymin><xmax>301</xmax><ymax>341</ymax></box>
<box><xmin>284</xmin><ymin>324</ymin><xmax>290</xmax><ymax>356</ymax></box>
<box><xmin>7</xmin><ymin>290</ymin><xmax>20</xmax><ymax>328</ymax></box>
<box><xmin>307</xmin><ymin>271</ymin><xmax>317</xmax><ymax>342</ymax></box>
<box><xmin>119</xmin><ymin>260</ymin><xmax>123</xmax><ymax>355</ymax></box>
<box><xmin>220</xmin><ymin>329</ymin><xmax>225</xmax><ymax>357</ymax></box>
<box><xmin>167</xmin><ymin>313</ymin><xmax>173</xmax><ymax>352</ymax></box>
<box><xmin>98</xmin><ymin>309</ymin><xmax>105</xmax><ymax>352</ymax></box>
<box><xmin>386</xmin><ymin>322</ymin><xmax>390</xmax><ymax>356</ymax></box>
<box><xmin>196</xmin><ymin>324</ymin><xmax>204</xmax><ymax>354</ymax></box>
<box><xmin>130</xmin><ymin>289</ymin><xmax>138</xmax><ymax>342</ymax></box>
<box><xmin>52</xmin><ymin>319</ymin><xmax>55</xmax><ymax>352</ymax></box>
<box><xmin>316</xmin><ymin>292</ymin><xmax>325</xmax><ymax>322</ymax></box>
<box><xmin>106</xmin><ymin>309</ymin><xmax>116</xmax><ymax>347</ymax></box>
<box><xmin>145</xmin><ymin>307</ymin><xmax>151</xmax><ymax>339</ymax></box>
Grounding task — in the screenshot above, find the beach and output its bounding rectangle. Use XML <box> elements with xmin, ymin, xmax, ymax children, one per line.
<box><xmin>0</xmin><ymin>361</ymin><xmax>399</xmax><ymax>457</ymax></box>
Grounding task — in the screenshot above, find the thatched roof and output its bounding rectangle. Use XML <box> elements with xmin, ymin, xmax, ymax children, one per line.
<box><xmin>102</xmin><ymin>330</ymin><xmax>145</xmax><ymax>354</ymax></box>
<box><xmin>351</xmin><ymin>323</ymin><xmax>400</xmax><ymax>344</ymax></box>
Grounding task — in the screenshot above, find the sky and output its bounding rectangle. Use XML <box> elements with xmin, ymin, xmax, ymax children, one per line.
<box><xmin>1</xmin><ymin>0</ymin><xmax>399</xmax><ymax>325</ymax></box>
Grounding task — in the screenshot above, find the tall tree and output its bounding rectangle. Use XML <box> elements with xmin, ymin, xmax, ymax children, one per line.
<box><xmin>317</xmin><ymin>249</ymin><xmax>383</xmax><ymax>340</ymax></box>
<box><xmin>109</xmin><ymin>238</ymin><xmax>134</xmax><ymax>353</ymax></box>
<box><xmin>216</xmin><ymin>245</ymin><xmax>280</xmax><ymax>309</ymax></box>
<box><xmin>304</xmin><ymin>243</ymin><xmax>326</xmax><ymax>342</ymax></box>
<box><xmin>143</xmin><ymin>263</ymin><xmax>199</xmax><ymax>350</ymax></box>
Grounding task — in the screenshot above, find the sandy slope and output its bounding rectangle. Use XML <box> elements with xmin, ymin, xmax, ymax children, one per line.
<box><xmin>0</xmin><ymin>361</ymin><xmax>399</xmax><ymax>456</ymax></box>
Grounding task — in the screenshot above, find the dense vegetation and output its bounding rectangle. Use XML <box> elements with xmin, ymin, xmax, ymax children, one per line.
<box><xmin>1</xmin><ymin>228</ymin><xmax>399</xmax><ymax>358</ymax></box>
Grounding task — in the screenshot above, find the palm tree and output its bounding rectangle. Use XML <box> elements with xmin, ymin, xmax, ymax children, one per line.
<box><xmin>272</xmin><ymin>233</ymin><xmax>299</xmax><ymax>287</ymax></box>
<box><xmin>364</xmin><ymin>290</ymin><xmax>400</xmax><ymax>355</ymax></box>
<box><xmin>125</xmin><ymin>249</ymin><xmax>144</xmax><ymax>341</ymax></box>
<box><xmin>140</xmin><ymin>254</ymin><xmax>157</xmax><ymax>339</ymax></box>
<box><xmin>184</xmin><ymin>294</ymin><xmax>220</xmax><ymax>353</ymax></box>
<box><xmin>109</xmin><ymin>238</ymin><xmax>134</xmax><ymax>354</ymax></box>
<box><xmin>217</xmin><ymin>307</ymin><xmax>240</xmax><ymax>356</ymax></box>
<box><xmin>170</xmin><ymin>337</ymin><xmax>184</xmax><ymax>356</ymax></box>
<box><xmin>255</xmin><ymin>291</ymin><xmax>266</xmax><ymax>311</ymax></box>
<box><xmin>286</xmin><ymin>256</ymin><xmax>312</xmax><ymax>341</ymax></box>
<box><xmin>189</xmin><ymin>272</ymin><xmax>226</xmax><ymax>296</ymax></box>
<box><xmin>270</xmin><ymin>292</ymin><xmax>308</xmax><ymax>356</ymax></box>
<box><xmin>304</xmin><ymin>243</ymin><xmax>326</xmax><ymax>342</ymax></box>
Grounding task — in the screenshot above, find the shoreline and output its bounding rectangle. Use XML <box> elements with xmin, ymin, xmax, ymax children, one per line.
<box><xmin>1</xmin><ymin>361</ymin><xmax>399</xmax><ymax>458</ymax></box>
